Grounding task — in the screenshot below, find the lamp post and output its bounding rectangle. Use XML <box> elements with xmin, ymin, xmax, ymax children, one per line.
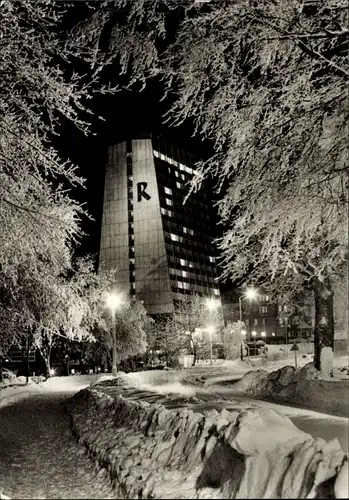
<box><xmin>251</xmin><ymin>330</ymin><xmax>257</xmax><ymax>354</ymax></box>
<box><xmin>105</xmin><ymin>292</ymin><xmax>124</xmax><ymax>377</ymax></box>
<box><xmin>205</xmin><ymin>298</ymin><xmax>219</xmax><ymax>366</ymax></box>
<box><xmin>238</xmin><ymin>287</ymin><xmax>258</xmax><ymax>360</ymax></box>
<box><xmin>206</xmin><ymin>325</ymin><xmax>214</xmax><ymax>366</ymax></box>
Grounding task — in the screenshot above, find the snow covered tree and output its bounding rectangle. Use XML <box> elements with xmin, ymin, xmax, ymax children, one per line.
<box><xmin>223</xmin><ymin>320</ymin><xmax>246</xmax><ymax>360</ymax></box>
<box><xmin>96</xmin><ymin>297</ymin><xmax>151</xmax><ymax>372</ymax></box>
<box><xmin>163</xmin><ymin>295</ymin><xmax>222</xmax><ymax>365</ymax></box>
<box><xmin>80</xmin><ymin>0</ymin><xmax>348</xmax><ymax>373</ymax></box>
<box><xmin>0</xmin><ymin>1</ymin><xmax>114</xmax><ymax>353</ymax></box>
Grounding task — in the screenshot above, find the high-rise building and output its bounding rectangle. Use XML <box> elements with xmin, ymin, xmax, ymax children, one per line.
<box><xmin>99</xmin><ymin>134</ymin><xmax>222</xmax><ymax>316</ymax></box>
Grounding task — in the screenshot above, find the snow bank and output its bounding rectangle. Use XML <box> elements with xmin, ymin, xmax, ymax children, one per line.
<box><xmin>70</xmin><ymin>387</ymin><xmax>348</xmax><ymax>499</ymax></box>
<box><xmin>231</xmin><ymin>363</ymin><xmax>349</xmax><ymax>417</ymax></box>
<box><xmin>0</xmin><ymin>382</ymin><xmax>44</xmax><ymax>409</ymax></box>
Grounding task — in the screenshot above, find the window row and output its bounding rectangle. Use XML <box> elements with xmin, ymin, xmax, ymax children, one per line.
<box><xmin>154</xmin><ymin>150</ymin><xmax>194</xmax><ymax>175</ymax></box>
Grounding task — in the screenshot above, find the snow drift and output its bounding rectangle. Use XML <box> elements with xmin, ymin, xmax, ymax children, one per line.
<box><xmin>70</xmin><ymin>387</ymin><xmax>348</xmax><ymax>499</ymax></box>
<box><xmin>230</xmin><ymin>363</ymin><xmax>349</xmax><ymax>417</ymax></box>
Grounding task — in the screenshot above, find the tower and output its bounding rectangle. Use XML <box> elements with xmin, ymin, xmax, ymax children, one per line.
<box><xmin>99</xmin><ymin>134</ymin><xmax>221</xmax><ymax>316</ymax></box>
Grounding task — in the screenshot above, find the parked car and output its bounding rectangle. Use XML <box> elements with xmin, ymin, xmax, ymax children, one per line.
<box><xmin>244</xmin><ymin>341</ymin><xmax>266</xmax><ymax>356</ymax></box>
<box><xmin>1</xmin><ymin>368</ymin><xmax>17</xmax><ymax>380</ymax></box>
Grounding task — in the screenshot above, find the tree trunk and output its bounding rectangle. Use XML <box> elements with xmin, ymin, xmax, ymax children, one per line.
<box><xmin>313</xmin><ymin>277</ymin><xmax>335</xmax><ymax>375</ymax></box>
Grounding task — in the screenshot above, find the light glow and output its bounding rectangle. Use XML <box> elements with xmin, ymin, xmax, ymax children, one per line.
<box><xmin>205</xmin><ymin>297</ymin><xmax>219</xmax><ymax>311</ymax></box>
<box><xmin>245</xmin><ymin>287</ymin><xmax>258</xmax><ymax>300</ymax></box>
<box><xmin>49</xmin><ymin>368</ymin><xmax>56</xmax><ymax>376</ymax></box>
<box><xmin>251</xmin><ymin>331</ymin><xmax>257</xmax><ymax>337</ymax></box>
<box><xmin>261</xmin><ymin>331</ymin><xmax>266</xmax><ymax>337</ymax></box>
<box><xmin>105</xmin><ymin>292</ymin><xmax>124</xmax><ymax>311</ymax></box>
<box><xmin>241</xmin><ymin>329</ymin><xmax>247</xmax><ymax>336</ymax></box>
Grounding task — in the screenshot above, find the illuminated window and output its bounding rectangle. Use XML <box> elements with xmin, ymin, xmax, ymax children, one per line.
<box><xmin>166</xmin><ymin>198</ymin><xmax>173</xmax><ymax>206</ymax></box>
<box><xmin>154</xmin><ymin>150</ymin><xmax>159</xmax><ymax>158</ymax></box>
<box><xmin>131</xmin><ymin>282</ymin><xmax>135</xmax><ymax>289</ymax></box>
<box><xmin>189</xmin><ymin>229</ymin><xmax>194</xmax><ymax>235</ymax></box>
<box><xmin>164</xmin><ymin>187</ymin><xmax>172</xmax><ymax>195</ymax></box>
<box><xmin>180</xmin><ymin>259</ymin><xmax>186</xmax><ymax>266</ymax></box>
<box><xmin>278</xmin><ymin>305</ymin><xmax>282</xmax><ymax>312</ymax></box>
<box><xmin>175</xmin><ymin>171</ymin><xmax>179</xmax><ymax>178</ymax></box>
<box><xmin>265</xmin><ymin>295</ymin><xmax>269</xmax><ymax>301</ymax></box>
<box><xmin>129</xmin><ymin>258</ymin><xmax>135</xmax><ymax>265</ymax></box>
<box><xmin>188</xmin><ymin>262</ymin><xmax>194</xmax><ymax>268</ymax></box>
<box><xmin>279</xmin><ymin>317</ymin><xmax>283</xmax><ymax>325</ymax></box>
<box><xmin>182</xmin><ymin>271</ymin><xmax>188</xmax><ymax>278</ymax></box>
<box><xmin>171</xmin><ymin>234</ymin><xmax>179</xmax><ymax>242</ymax></box>
<box><xmin>283</xmin><ymin>305</ymin><xmax>288</xmax><ymax>312</ymax></box>
<box><xmin>261</xmin><ymin>306</ymin><xmax>268</xmax><ymax>313</ymax></box>
<box><xmin>161</xmin><ymin>208</ymin><xmax>166</xmax><ymax>216</ymax></box>
<box><xmin>254</xmin><ymin>318</ymin><xmax>258</xmax><ymax>326</ymax></box>
<box><xmin>176</xmin><ymin>182</ymin><xmax>181</xmax><ymax>189</ymax></box>
<box><xmin>213</xmin><ymin>289</ymin><xmax>220</xmax><ymax>296</ymax></box>
<box><xmin>168</xmin><ymin>210</ymin><xmax>173</xmax><ymax>217</ymax></box>
<box><xmin>183</xmin><ymin>283</ymin><xmax>190</xmax><ymax>290</ymax></box>
<box><xmin>178</xmin><ymin>281</ymin><xmax>184</xmax><ymax>289</ymax></box>
<box><xmin>160</xmin><ymin>153</ymin><xmax>166</xmax><ymax>161</ymax></box>
<box><xmin>183</xmin><ymin>227</ymin><xmax>187</xmax><ymax>234</ymax></box>
<box><xmin>209</xmin><ymin>256</ymin><xmax>215</xmax><ymax>263</ymax></box>
<box><xmin>181</xmin><ymin>174</ymin><xmax>185</xmax><ymax>181</ymax></box>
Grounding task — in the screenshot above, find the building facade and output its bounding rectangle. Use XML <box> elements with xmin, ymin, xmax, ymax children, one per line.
<box><xmin>99</xmin><ymin>135</ymin><xmax>222</xmax><ymax>316</ymax></box>
<box><xmin>221</xmin><ymin>289</ymin><xmax>314</xmax><ymax>344</ymax></box>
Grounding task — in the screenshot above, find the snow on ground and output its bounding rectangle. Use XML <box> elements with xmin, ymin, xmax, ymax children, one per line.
<box><xmin>0</xmin><ymin>392</ymin><xmax>117</xmax><ymax>499</ymax></box>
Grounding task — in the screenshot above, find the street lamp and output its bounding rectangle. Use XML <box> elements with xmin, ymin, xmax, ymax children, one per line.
<box><xmin>105</xmin><ymin>292</ymin><xmax>124</xmax><ymax>376</ymax></box>
<box><xmin>205</xmin><ymin>297</ymin><xmax>219</xmax><ymax>366</ymax></box>
<box><xmin>238</xmin><ymin>287</ymin><xmax>258</xmax><ymax>360</ymax></box>
<box><xmin>251</xmin><ymin>330</ymin><xmax>257</xmax><ymax>353</ymax></box>
<box><xmin>206</xmin><ymin>325</ymin><xmax>215</xmax><ymax>366</ymax></box>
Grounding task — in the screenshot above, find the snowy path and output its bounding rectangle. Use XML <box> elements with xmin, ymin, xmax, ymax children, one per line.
<box><xmin>0</xmin><ymin>392</ymin><xmax>116</xmax><ymax>499</ymax></box>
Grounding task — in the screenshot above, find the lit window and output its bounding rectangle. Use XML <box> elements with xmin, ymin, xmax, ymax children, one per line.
<box><xmin>164</xmin><ymin>187</ymin><xmax>172</xmax><ymax>195</ymax></box>
<box><xmin>129</xmin><ymin>258</ymin><xmax>135</xmax><ymax>265</ymax></box>
<box><xmin>182</xmin><ymin>271</ymin><xmax>188</xmax><ymax>278</ymax></box>
<box><xmin>265</xmin><ymin>295</ymin><xmax>269</xmax><ymax>302</ymax></box>
<box><xmin>154</xmin><ymin>150</ymin><xmax>159</xmax><ymax>158</ymax></box>
<box><xmin>213</xmin><ymin>289</ymin><xmax>220</xmax><ymax>296</ymax></box>
<box><xmin>179</xmin><ymin>163</ymin><xmax>185</xmax><ymax>171</ymax></box>
<box><xmin>278</xmin><ymin>305</ymin><xmax>283</xmax><ymax>312</ymax></box>
<box><xmin>175</xmin><ymin>171</ymin><xmax>179</xmax><ymax>178</ymax></box>
<box><xmin>189</xmin><ymin>229</ymin><xmax>194</xmax><ymax>235</ymax></box>
<box><xmin>168</xmin><ymin>210</ymin><xmax>173</xmax><ymax>217</ymax></box>
<box><xmin>166</xmin><ymin>198</ymin><xmax>173</xmax><ymax>206</ymax></box>
<box><xmin>183</xmin><ymin>283</ymin><xmax>190</xmax><ymax>290</ymax></box>
<box><xmin>171</xmin><ymin>234</ymin><xmax>179</xmax><ymax>242</ymax></box>
<box><xmin>209</xmin><ymin>256</ymin><xmax>215</xmax><ymax>263</ymax></box>
<box><xmin>178</xmin><ymin>281</ymin><xmax>184</xmax><ymax>288</ymax></box>
<box><xmin>183</xmin><ymin>227</ymin><xmax>187</xmax><ymax>234</ymax></box>
<box><xmin>283</xmin><ymin>305</ymin><xmax>288</xmax><ymax>312</ymax></box>
<box><xmin>279</xmin><ymin>317</ymin><xmax>283</xmax><ymax>325</ymax></box>
<box><xmin>130</xmin><ymin>234</ymin><xmax>134</xmax><ymax>240</ymax></box>
<box><xmin>160</xmin><ymin>153</ymin><xmax>166</xmax><ymax>161</ymax></box>
<box><xmin>181</xmin><ymin>174</ymin><xmax>185</xmax><ymax>181</ymax></box>
<box><xmin>131</xmin><ymin>282</ymin><xmax>135</xmax><ymax>289</ymax></box>
<box><xmin>176</xmin><ymin>182</ymin><xmax>181</xmax><ymax>189</ymax></box>
<box><xmin>161</xmin><ymin>208</ymin><xmax>166</xmax><ymax>216</ymax></box>
<box><xmin>188</xmin><ymin>262</ymin><xmax>194</xmax><ymax>268</ymax></box>
<box><xmin>254</xmin><ymin>318</ymin><xmax>258</xmax><ymax>326</ymax></box>
<box><xmin>180</xmin><ymin>259</ymin><xmax>186</xmax><ymax>266</ymax></box>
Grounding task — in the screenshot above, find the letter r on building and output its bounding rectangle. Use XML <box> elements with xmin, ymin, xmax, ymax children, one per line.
<box><xmin>137</xmin><ymin>182</ymin><xmax>151</xmax><ymax>202</ymax></box>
